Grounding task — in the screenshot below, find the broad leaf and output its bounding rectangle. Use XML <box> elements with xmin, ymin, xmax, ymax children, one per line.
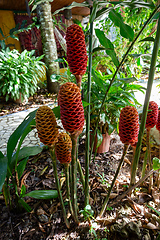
<box><xmin>82</xmin><ymin>101</ymin><xmax>90</xmax><ymax>108</ymax></box>
<box><xmin>96</xmin><ymin>129</ymin><xmax>103</xmax><ymax>149</ymax></box>
<box><xmin>95</xmin><ymin>1</ymin><xmax>154</xmax><ymax>21</ymax></box>
<box><xmin>10</xmin><ymin>146</ymin><xmax>42</xmax><ymax>172</ymax></box>
<box><xmin>18</xmin><ymin>198</ymin><xmax>32</xmax><ymax>212</ymax></box>
<box><xmin>109</xmin><ymin>9</ymin><xmax>134</xmax><ymax>41</ymax></box>
<box><xmin>0</xmin><ymin>156</ymin><xmax>8</xmax><ymax>192</ymax></box>
<box><xmin>25</xmin><ymin>190</ymin><xmax>58</xmax><ymax>199</ymax></box>
<box><xmin>52</xmin><ymin>106</ymin><xmax>60</xmax><ymax>119</ymax></box>
<box><xmin>92</xmin><ymin>69</ymin><xmax>106</xmax><ymax>91</ymax></box>
<box><xmin>0</xmin><ymin>151</ymin><xmax>4</xmax><ymax>158</ymax></box>
<box><xmin>7</xmin><ymin>109</ymin><xmax>37</xmax><ymax>163</ymax></box>
<box><xmin>17</xmin><ymin>157</ymin><xmax>29</xmax><ymax>179</ymax></box>
<box><xmin>53</xmin><ymin>1</ymin><xmax>89</xmax><ymax>15</ymax></box>
<box><xmin>95</xmin><ymin>29</ymin><xmax>119</xmax><ymax>67</ymax></box>
<box><xmin>153</xmin><ymin>157</ymin><xmax>160</xmax><ymax>171</ymax></box>
<box><xmin>139</xmin><ymin>37</ymin><xmax>155</xmax><ymax>42</ymax></box>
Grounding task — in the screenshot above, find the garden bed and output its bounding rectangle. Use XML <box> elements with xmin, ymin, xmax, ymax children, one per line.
<box><xmin>1</xmin><ymin>91</ymin><xmax>160</xmax><ymax>240</ymax></box>
<box><xmin>0</xmin><ymin>129</ymin><xmax>160</xmax><ymax>239</ymax></box>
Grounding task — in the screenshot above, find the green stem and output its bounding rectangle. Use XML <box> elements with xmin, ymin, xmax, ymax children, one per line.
<box><xmin>141</xmin><ymin>148</ymin><xmax>148</xmax><ymax>178</ymax></box>
<box><xmin>64</xmin><ymin>164</ymin><xmax>74</xmax><ymax>217</ymax></box>
<box><xmin>77</xmin><ymin>158</ymin><xmax>85</xmax><ymax>191</ymax></box>
<box><xmin>130</xmin><ymin>13</ymin><xmax>160</xmax><ymax>186</ymax></box>
<box><xmin>70</xmin><ymin>134</ymin><xmax>79</xmax><ymax>224</ymax></box>
<box><xmin>49</xmin><ymin>148</ymin><xmax>70</xmax><ymax>228</ymax></box>
<box><xmin>89</xmin><ymin>4</ymin><xmax>160</xmax><ymax>163</ymax></box>
<box><xmin>85</xmin><ymin>10</ymin><xmax>93</xmax><ymax>207</ymax></box>
<box><xmin>99</xmin><ymin>144</ymin><xmax>129</xmax><ymax>218</ymax></box>
<box><xmin>147</xmin><ymin>129</ymin><xmax>153</xmax><ymax>193</ymax></box>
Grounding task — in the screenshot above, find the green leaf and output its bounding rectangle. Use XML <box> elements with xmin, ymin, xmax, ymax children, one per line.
<box><xmin>7</xmin><ymin>109</ymin><xmax>37</xmax><ymax>163</ymax></box>
<box><xmin>95</xmin><ymin>29</ymin><xmax>114</xmax><ymax>50</ymax></box>
<box><xmin>20</xmin><ymin>185</ymin><xmax>26</xmax><ymax>197</ymax></box>
<box><xmin>109</xmin><ymin>9</ymin><xmax>134</xmax><ymax>41</ymax></box>
<box><xmin>108</xmin><ymin>1</ymin><xmax>155</xmax><ymax>9</ymax></box>
<box><xmin>17</xmin><ymin>157</ymin><xmax>29</xmax><ymax>179</ymax></box>
<box><xmin>90</xmin><ymin>1</ymin><xmax>99</xmax><ymax>22</ymax></box>
<box><xmin>96</xmin><ymin>129</ymin><xmax>103</xmax><ymax>149</ymax></box>
<box><xmin>53</xmin><ymin>1</ymin><xmax>89</xmax><ymax>15</ymax></box>
<box><xmin>18</xmin><ymin>198</ymin><xmax>32</xmax><ymax>212</ymax></box>
<box><xmin>92</xmin><ymin>69</ymin><xmax>106</xmax><ymax>91</ymax></box>
<box><xmin>95</xmin><ymin>29</ymin><xmax>119</xmax><ymax>67</ymax></box>
<box><xmin>0</xmin><ymin>156</ymin><xmax>8</xmax><ymax>192</ymax></box>
<box><xmin>25</xmin><ymin>190</ymin><xmax>58</xmax><ymax>199</ymax></box>
<box><xmin>153</xmin><ymin>157</ymin><xmax>160</xmax><ymax>171</ymax></box>
<box><xmin>92</xmin><ymin>46</ymin><xmax>108</xmax><ymax>53</ymax></box>
<box><xmin>82</xmin><ymin>100</ymin><xmax>90</xmax><ymax>108</ymax></box>
<box><xmin>10</xmin><ymin>146</ymin><xmax>42</xmax><ymax>172</ymax></box>
<box><xmin>139</xmin><ymin>37</ymin><xmax>155</xmax><ymax>42</ymax></box>
<box><xmin>52</xmin><ymin>105</ymin><xmax>60</xmax><ymax>119</ymax></box>
<box><xmin>147</xmin><ymin>205</ymin><xmax>160</xmax><ymax>216</ymax></box>
<box><xmin>0</xmin><ymin>151</ymin><xmax>4</xmax><ymax>158</ymax></box>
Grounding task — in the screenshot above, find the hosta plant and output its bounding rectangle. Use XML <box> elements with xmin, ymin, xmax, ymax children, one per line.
<box><xmin>0</xmin><ymin>48</ymin><xmax>45</xmax><ymax>102</ymax></box>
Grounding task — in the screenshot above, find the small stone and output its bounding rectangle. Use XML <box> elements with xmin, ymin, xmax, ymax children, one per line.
<box><xmin>38</xmin><ymin>214</ymin><xmax>49</xmax><ymax>223</ymax></box>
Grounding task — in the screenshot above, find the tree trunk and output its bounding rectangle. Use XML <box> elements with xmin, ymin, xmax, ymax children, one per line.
<box><xmin>36</xmin><ymin>2</ymin><xmax>59</xmax><ymax>93</ymax></box>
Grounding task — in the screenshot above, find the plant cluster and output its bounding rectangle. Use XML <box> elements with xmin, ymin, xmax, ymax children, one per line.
<box><xmin>0</xmin><ymin>48</ymin><xmax>45</xmax><ymax>102</ymax></box>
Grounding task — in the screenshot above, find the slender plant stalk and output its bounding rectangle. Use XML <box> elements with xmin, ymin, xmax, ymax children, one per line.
<box><xmin>146</xmin><ymin>129</ymin><xmax>153</xmax><ymax>193</ymax></box>
<box><xmin>99</xmin><ymin>144</ymin><xmax>129</xmax><ymax>217</ymax></box>
<box><xmin>130</xmin><ymin>146</ymin><xmax>136</xmax><ymax>180</ymax></box>
<box><xmin>76</xmin><ymin>136</ymin><xmax>85</xmax><ymax>190</ymax></box>
<box><xmin>64</xmin><ymin>163</ymin><xmax>74</xmax><ymax>217</ymax></box>
<box><xmin>108</xmin><ymin>169</ymin><xmax>158</xmax><ymax>208</ymax></box>
<box><xmin>49</xmin><ymin>148</ymin><xmax>70</xmax><ymax>229</ymax></box>
<box><xmin>77</xmin><ymin>158</ymin><xmax>85</xmax><ymax>191</ymax></box>
<box><xmin>130</xmin><ymin>13</ymin><xmax>160</xmax><ymax>186</ymax></box>
<box><xmin>85</xmin><ymin>11</ymin><xmax>93</xmax><ymax>207</ymax></box>
<box><xmin>70</xmin><ymin>134</ymin><xmax>79</xmax><ymax>224</ymax></box>
<box><xmin>89</xmin><ymin>4</ymin><xmax>160</xmax><ymax>163</ymax></box>
<box><xmin>141</xmin><ymin>148</ymin><xmax>148</xmax><ymax>178</ymax></box>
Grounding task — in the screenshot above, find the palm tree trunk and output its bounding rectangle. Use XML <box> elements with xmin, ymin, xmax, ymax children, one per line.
<box><xmin>36</xmin><ymin>1</ymin><xmax>59</xmax><ymax>93</ymax></box>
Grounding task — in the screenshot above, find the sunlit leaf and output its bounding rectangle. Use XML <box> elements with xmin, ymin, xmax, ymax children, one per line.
<box><xmin>95</xmin><ymin>29</ymin><xmax>119</xmax><ymax>67</ymax></box>
<box><xmin>25</xmin><ymin>190</ymin><xmax>58</xmax><ymax>199</ymax></box>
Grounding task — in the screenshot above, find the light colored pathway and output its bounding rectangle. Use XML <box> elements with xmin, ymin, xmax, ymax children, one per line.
<box><xmin>0</xmin><ymin>104</ymin><xmax>56</xmax><ymax>155</ymax></box>
<box><xmin>0</xmin><ymin>79</ymin><xmax>160</xmax><ymax>156</ymax></box>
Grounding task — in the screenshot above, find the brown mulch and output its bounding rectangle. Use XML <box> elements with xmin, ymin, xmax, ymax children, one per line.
<box><xmin>0</xmin><ymin>90</ymin><xmax>160</xmax><ymax>240</ymax></box>
<box><xmin>0</xmin><ymin>88</ymin><xmax>56</xmax><ymax>117</ymax></box>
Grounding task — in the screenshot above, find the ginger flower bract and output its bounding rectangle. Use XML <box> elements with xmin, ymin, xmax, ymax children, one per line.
<box><xmin>35</xmin><ymin>106</ymin><xmax>59</xmax><ymax>146</ymax></box>
<box><xmin>145</xmin><ymin>101</ymin><xmax>158</xmax><ymax>130</ymax></box>
<box><xmin>55</xmin><ymin>132</ymin><xmax>72</xmax><ymax>164</ymax></box>
<box><xmin>58</xmin><ymin>82</ymin><xmax>84</xmax><ymax>135</ymax></box>
<box><xmin>66</xmin><ymin>24</ymin><xmax>88</xmax><ymax>84</ymax></box>
<box><xmin>156</xmin><ymin>110</ymin><xmax>160</xmax><ymax>132</ymax></box>
<box><xmin>119</xmin><ymin>106</ymin><xmax>139</xmax><ymax>146</ymax></box>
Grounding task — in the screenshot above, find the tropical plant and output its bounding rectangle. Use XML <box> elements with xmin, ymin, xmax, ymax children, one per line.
<box><xmin>0</xmin><ymin>48</ymin><xmax>46</xmax><ymax>102</ymax></box>
<box><xmin>0</xmin><ymin>109</ymin><xmax>58</xmax><ymax>211</ymax></box>
<box><xmin>82</xmin><ymin>68</ymin><xmax>144</xmax><ymax>136</ymax></box>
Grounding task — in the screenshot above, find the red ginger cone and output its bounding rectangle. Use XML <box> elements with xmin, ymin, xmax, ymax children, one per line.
<box><xmin>58</xmin><ymin>82</ymin><xmax>85</xmax><ymax>135</ymax></box>
<box><xmin>156</xmin><ymin>110</ymin><xmax>160</xmax><ymax>131</ymax></box>
<box><xmin>66</xmin><ymin>24</ymin><xmax>88</xmax><ymax>87</ymax></box>
<box><xmin>146</xmin><ymin>101</ymin><xmax>158</xmax><ymax>130</ymax></box>
<box><xmin>119</xmin><ymin>106</ymin><xmax>139</xmax><ymax>146</ymax></box>
<box><xmin>55</xmin><ymin>132</ymin><xmax>72</xmax><ymax>164</ymax></box>
<box><xmin>35</xmin><ymin>106</ymin><xmax>59</xmax><ymax>146</ymax></box>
